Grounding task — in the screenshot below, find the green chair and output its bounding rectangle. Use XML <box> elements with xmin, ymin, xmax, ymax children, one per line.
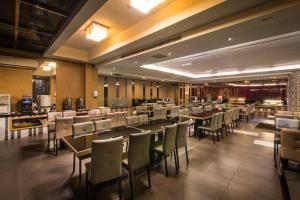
<box><xmin>85</xmin><ymin>137</ymin><xmax>123</xmax><ymax>200</ymax></box>
<box><xmin>122</xmin><ymin>131</ymin><xmax>151</xmax><ymax>198</ymax></box>
<box><xmin>72</xmin><ymin>121</ymin><xmax>95</xmax><ymax>138</ymax></box>
<box><xmin>175</xmin><ymin>121</ymin><xmax>189</xmax><ymax>171</ymax></box>
<box><xmin>217</xmin><ymin>112</ymin><xmax>224</xmax><ymax>139</ymax></box>
<box><xmin>198</xmin><ymin>113</ymin><xmax>219</xmax><ymax>144</ymax></box>
<box><xmin>152</xmin><ymin>124</ymin><xmax>178</xmax><ymax>177</ymax></box>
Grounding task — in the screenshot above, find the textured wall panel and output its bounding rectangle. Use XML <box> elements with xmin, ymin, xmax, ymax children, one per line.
<box><xmin>288</xmin><ymin>71</ymin><xmax>300</xmax><ymax>111</ymax></box>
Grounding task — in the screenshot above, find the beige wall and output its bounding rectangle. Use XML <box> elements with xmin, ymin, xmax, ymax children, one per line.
<box><xmin>84</xmin><ymin>64</ymin><xmax>100</xmax><ymax>109</ymax></box>
<box><xmin>0</xmin><ymin>66</ymin><xmax>33</xmax><ymax>111</ymax></box>
<box><xmin>56</xmin><ymin>61</ymin><xmax>85</xmax><ymax>111</ymax></box>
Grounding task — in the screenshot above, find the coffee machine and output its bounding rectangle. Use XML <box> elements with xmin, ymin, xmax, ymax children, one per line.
<box><xmin>21</xmin><ymin>96</ymin><xmax>33</xmax><ymax>114</ymax></box>
<box><xmin>76</xmin><ymin>97</ymin><xmax>85</xmax><ymax>111</ymax></box>
<box><xmin>62</xmin><ymin>98</ymin><xmax>72</xmax><ymax>111</ymax></box>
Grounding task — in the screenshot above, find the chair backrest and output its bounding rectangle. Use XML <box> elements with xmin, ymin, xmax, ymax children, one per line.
<box><xmin>63</xmin><ymin>110</ymin><xmax>76</xmax><ymax>117</ymax></box>
<box><xmin>128</xmin><ymin>132</ymin><xmax>151</xmax><ymax>170</ymax></box>
<box><xmin>100</xmin><ymin>107</ymin><xmax>111</xmax><ymax>116</ymax></box>
<box><xmin>89</xmin><ymin>109</ymin><xmax>101</xmax><ymax>117</ymax></box>
<box><xmin>217</xmin><ymin>112</ymin><xmax>224</xmax><ymax>129</ymax></box>
<box><xmin>176</xmin><ymin>121</ymin><xmax>188</xmax><ymax>148</ymax></box>
<box><xmin>223</xmin><ymin>111</ymin><xmax>230</xmax><ymax>125</ymax></box>
<box><xmin>74</xmin><ymin>115</ymin><xmax>91</xmax><ymax>123</ymax></box>
<box><xmin>170</xmin><ymin>106</ymin><xmax>180</xmax><ymax>117</ymax></box>
<box><xmin>117</xmin><ymin>111</ymin><xmax>128</xmax><ymax>126</ymax></box>
<box><xmin>136</xmin><ymin>106</ymin><xmax>147</xmax><ymax>113</ymax></box>
<box><xmin>294</xmin><ymin>112</ymin><xmax>300</xmax><ymax>119</ymax></box>
<box><xmin>126</xmin><ymin>116</ymin><xmax>139</xmax><ymax>125</ymax></box>
<box><xmin>152</xmin><ymin>108</ymin><xmax>160</xmax><ymax>120</ymax></box>
<box><xmin>72</xmin><ymin>121</ymin><xmax>95</xmax><ymax>137</ymax></box>
<box><xmin>138</xmin><ymin>114</ymin><xmax>148</xmax><ymax>124</ymax></box>
<box><xmin>55</xmin><ymin>117</ymin><xmax>74</xmax><ymax>139</ymax></box>
<box><xmin>192</xmin><ymin>107</ymin><xmax>202</xmax><ymax>114</ymax></box>
<box><xmin>94</xmin><ymin>119</ymin><xmax>112</xmax><ymax>133</ymax></box>
<box><xmin>280</xmin><ymin>128</ymin><xmax>300</xmax><ymax>162</ymax></box>
<box><xmin>90</xmin><ymin>137</ymin><xmax>123</xmax><ymax>185</ymax></box>
<box><xmin>166</xmin><ymin>104</ymin><xmax>175</xmax><ymax>109</ymax></box>
<box><xmin>106</xmin><ymin>112</ymin><xmax>118</xmax><ymax>127</ymax></box>
<box><xmin>159</xmin><ymin>107</ymin><xmax>167</xmax><ymax>120</ymax></box>
<box><xmin>179</xmin><ymin>108</ymin><xmax>189</xmax><ymax>116</ymax></box>
<box><xmin>277</xmin><ymin>111</ymin><xmax>293</xmax><ymax>116</ymax></box>
<box><xmin>205</xmin><ymin>105</ymin><xmax>213</xmax><ymax>112</ymax></box>
<box><xmin>48</xmin><ymin>112</ymin><xmax>62</xmax><ymax>122</ymax></box>
<box><xmin>163</xmin><ymin>124</ymin><xmax>177</xmax><ymax>155</ymax></box>
<box><xmin>210</xmin><ymin>113</ymin><xmax>219</xmax><ymax>131</ymax></box>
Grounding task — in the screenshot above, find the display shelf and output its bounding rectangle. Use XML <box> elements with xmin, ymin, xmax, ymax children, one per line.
<box><xmin>9</xmin><ymin>115</ymin><xmax>47</xmax><ymax>131</ymax></box>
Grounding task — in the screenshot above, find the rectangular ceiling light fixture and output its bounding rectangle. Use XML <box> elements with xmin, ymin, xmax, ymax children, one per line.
<box><xmin>85</xmin><ymin>22</ymin><xmax>108</xmax><ymax>42</ymax></box>
<box><xmin>130</xmin><ymin>0</ymin><xmax>165</xmax><ymax>14</ymax></box>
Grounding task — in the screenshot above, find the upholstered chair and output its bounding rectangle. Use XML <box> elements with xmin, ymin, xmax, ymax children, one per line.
<box><xmin>152</xmin><ymin>124</ymin><xmax>177</xmax><ymax>177</ymax></box>
<box><xmin>217</xmin><ymin>112</ymin><xmax>224</xmax><ymax>139</ymax></box>
<box><xmin>167</xmin><ymin>106</ymin><xmax>180</xmax><ymax>120</ymax></box>
<box><xmin>117</xmin><ymin>111</ymin><xmax>128</xmax><ymax>126</ymax></box>
<box><xmin>280</xmin><ymin>128</ymin><xmax>300</xmax><ymax>163</ymax></box>
<box><xmin>175</xmin><ymin>121</ymin><xmax>189</xmax><ymax>170</ymax></box>
<box><xmin>125</xmin><ymin>116</ymin><xmax>139</xmax><ymax>126</ymax></box>
<box><xmin>159</xmin><ymin>107</ymin><xmax>167</xmax><ymax>120</ymax></box>
<box><xmin>72</xmin><ymin>121</ymin><xmax>95</xmax><ymax>138</ymax></box>
<box><xmin>74</xmin><ymin>115</ymin><xmax>91</xmax><ymax>124</ymax></box>
<box><xmin>122</xmin><ymin>132</ymin><xmax>151</xmax><ymax>198</ymax></box>
<box><xmin>54</xmin><ymin>116</ymin><xmax>74</xmax><ymax>155</ymax></box>
<box><xmin>198</xmin><ymin>113</ymin><xmax>220</xmax><ymax>144</ymax></box>
<box><xmin>85</xmin><ymin>137</ymin><xmax>123</xmax><ymax>199</ymax></box>
<box><xmin>149</xmin><ymin>108</ymin><xmax>160</xmax><ymax>121</ymax></box>
<box><xmin>63</xmin><ymin>110</ymin><xmax>76</xmax><ymax>117</ymax></box>
<box><xmin>138</xmin><ymin>114</ymin><xmax>149</xmax><ymax>125</ymax></box>
<box><xmin>106</xmin><ymin>112</ymin><xmax>118</xmax><ymax>127</ymax></box>
<box><xmin>94</xmin><ymin>119</ymin><xmax>112</xmax><ymax>134</ymax></box>
<box><xmin>191</xmin><ymin>107</ymin><xmax>202</xmax><ymax>115</ymax></box>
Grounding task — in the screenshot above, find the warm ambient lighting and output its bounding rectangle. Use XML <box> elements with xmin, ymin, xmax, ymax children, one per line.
<box><xmin>130</xmin><ymin>0</ymin><xmax>165</xmax><ymax>14</ymax></box>
<box><xmin>85</xmin><ymin>22</ymin><xmax>108</xmax><ymax>42</ymax></box>
<box><xmin>140</xmin><ymin>64</ymin><xmax>300</xmax><ymax>79</ymax></box>
<box><xmin>42</xmin><ymin>62</ymin><xmax>56</xmax><ymax>71</ymax></box>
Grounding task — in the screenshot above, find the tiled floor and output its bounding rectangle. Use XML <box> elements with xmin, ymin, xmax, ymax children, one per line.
<box><xmin>0</xmin><ymin>117</ymin><xmax>282</xmax><ymax>200</ymax></box>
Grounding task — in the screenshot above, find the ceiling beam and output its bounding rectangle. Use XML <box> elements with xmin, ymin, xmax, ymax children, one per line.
<box><xmin>14</xmin><ymin>0</ymin><xmax>20</xmax><ymax>48</ymax></box>
<box><xmin>21</xmin><ymin>0</ymin><xmax>68</xmax><ymax>18</ymax></box>
<box><xmin>0</xmin><ymin>22</ymin><xmax>55</xmax><ymax>37</ymax></box>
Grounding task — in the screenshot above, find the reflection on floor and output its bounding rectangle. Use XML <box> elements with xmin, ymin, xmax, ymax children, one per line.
<box><xmin>0</xmin><ymin>117</ymin><xmax>282</xmax><ymax>200</ymax></box>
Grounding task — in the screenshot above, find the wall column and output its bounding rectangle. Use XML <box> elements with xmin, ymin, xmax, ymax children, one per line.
<box><xmin>287</xmin><ymin>71</ymin><xmax>300</xmax><ymax>111</ymax></box>
<box><xmin>84</xmin><ymin>64</ymin><xmax>100</xmax><ymax>109</ymax></box>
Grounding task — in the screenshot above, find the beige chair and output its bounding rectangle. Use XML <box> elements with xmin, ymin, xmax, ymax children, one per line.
<box><xmin>175</xmin><ymin>121</ymin><xmax>189</xmax><ymax>170</ymax></box>
<box><xmin>63</xmin><ymin>110</ymin><xmax>77</xmax><ymax>117</ymax></box>
<box><xmin>72</xmin><ymin>121</ymin><xmax>95</xmax><ymax>138</ymax></box>
<box><xmin>280</xmin><ymin>128</ymin><xmax>300</xmax><ymax>163</ymax></box>
<box><xmin>125</xmin><ymin>116</ymin><xmax>139</xmax><ymax>126</ymax></box>
<box><xmin>94</xmin><ymin>119</ymin><xmax>112</xmax><ymax>134</ymax></box>
<box><xmin>149</xmin><ymin>108</ymin><xmax>160</xmax><ymax>121</ymax></box>
<box><xmin>192</xmin><ymin>107</ymin><xmax>202</xmax><ymax>115</ymax></box>
<box><xmin>85</xmin><ymin>137</ymin><xmax>123</xmax><ymax>199</ymax></box>
<box><xmin>117</xmin><ymin>111</ymin><xmax>128</xmax><ymax>126</ymax></box>
<box><xmin>217</xmin><ymin>112</ymin><xmax>224</xmax><ymax>139</ymax></box>
<box><xmin>122</xmin><ymin>132</ymin><xmax>151</xmax><ymax>198</ymax></box>
<box><xmin>293</xmin><ymin>112</ymin><xmax>300</xmax><ymax>119</ymax></box>
<box><xmin>167</xmin><ymin>106</ymin><xmax>180</xmax><ymax>120</ymax></box>
<box><xmin>54</xmin><ymin>117</ymin><xmax>74</xmax><ymax>155</ymax></box>
<box><xmin>138</xmin><ymin>114</ymin><xmax>149</xmax><ymax>125</ymax></box>
<box><xmin>136</xmin><ymin>106</ymin><xmax>147</xmax><ymax>115</ymax></box>
<box><xmin>204</xmin><ymin>105</ymin><xmax>213</xmax><ymax>112</ymax></box>
<box><xmin>159</xmin><ymin>107</ymin><xmax>167</xmax><ymax>120</ymax></box>
<box><xmin>152</xmin><ymin>124</ymin><xmax>178</xmax><ymax>177</ymax></box>
<box><xmin>106</xmin><ymin>112</ymin><xmax>118</xmax><ymax>127</ymax></box>
<box><xmin>89</xmin><ymin>108</ymin><xmax>101</xmax><ymax>117</ymax></box>
<box><xmin>74</xmin><ymin>115</ymin><xmax>91</xmax><ymax>124</ymax></box>
<box><xmin>47</xmin><ymin>112</ymin><xmax>62</xmax><ymax>150</ymax></box>
<box><xmin>99</xmin><ymin>107</ymin><xmax>111</xmax><ymax>117</ymax></box>
<box><xmin>198</xmin><ymin>113</ymin><xmax>220</xmax><ymax>144</ymax></box>
<box><xmin>48</xmin><ymin>111</ymin><xmax>62</xmax><ymax>122</ymax></box>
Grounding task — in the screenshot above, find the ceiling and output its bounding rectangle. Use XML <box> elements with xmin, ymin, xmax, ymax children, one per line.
<box><xmin>0</xmin><ymin>0</ymin><xmax>86</xmax><ymax>54</ymax></box>
<box><xmin>96</xmin><ymin>0</ymin><xmax>300</xmax><ymax>82</ymax></box>
<box><xmin>64</xmin><ymin>0</ymin><xmax>174</xmax><ymax>50</ymax></box>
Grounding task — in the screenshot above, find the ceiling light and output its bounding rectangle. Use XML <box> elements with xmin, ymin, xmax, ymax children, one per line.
<box><xmin>42</xmin><ymin>65</ymin><xmax>52</xmax><ymax>71</ymax></box>
<box><xmin>48</xmin><ymin>62</ymin><xmax>56</xmax><ymax>68</ymax></box>
<box><xmin>85</xmin><ymin>22</ymin><xmax>108</xmax><ymax>42</ymax></box>
<box><xmin>130</xmin><ymin>0</ymin><xmax>165</xmax><ymax>14</ymax></box>
<box><xmin>168</xmin><ymin>52</ymin><xmax>172</xmax><ymax>56</ymax></box>
<box><xmin>140</xmin><ymin>64</ymin><xmax>300</xmax><ymax>79</ymax></box>
<box><xmin>104</xmin><ymin>84</ymin><xmax>108</xmax><ymax>87</ymax></box>
<box><xmin>115</xmin><ymin>82</ymin><xmax>120</xmax><ymax>86</ymax></box>
<box><xmin>113</xmin><ymin>67</ymin><xmax>116</xmax><ymax>69</ymax></box>
<box><xmin>228</xmin><ymin>37</ymin><xmax>232</xmax><ymax>41</ymax></box>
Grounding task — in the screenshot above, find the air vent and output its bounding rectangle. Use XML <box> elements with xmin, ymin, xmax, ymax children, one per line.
<box><xmin>151</xmin><ymin>53</ymin><xmax>168</xmax><ymax>59</ymax></box>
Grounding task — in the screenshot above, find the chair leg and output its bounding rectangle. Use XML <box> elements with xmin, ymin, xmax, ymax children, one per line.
<box><xmin>86</xmin><ymin>170</ymin><xmax>88</xmax><ymax>195</ymax></box>
<box><xmin>175</xmin><ymin>149</ymin><xmax>179</xmax><ymax>172</ymax></box>
<box><xmin>72</xmin><ymin>154</ymin><xmax>76</xmax><ymax>174</ymax></box>
<box><xmin>185</xmin><ymin>145</ymin><xmax>189</xmax><ymax>165</ymax></box>
<box><xmin>164</xmin><ymin>155</ymin><xmax>169</xmax><ymax>177</ymax></box>
<box><xmin>79</xmin><ymin>159</ymin><xmax>82</xmax><ymax>185</ymax></box>
<box><xmin>212</xmin><ymin>132</ymin><xmax>215</xmax><ymax>144</ymax></box>
<box><xmin>146</xmin><ymin>165</ymin><xmax>151</xmax><ymax>189</ymax></box>
<box><xmin>129</xmin><ymin>170</ymin><xmax>134</xmax><ymax>198</ymax></box>
<box><xmin>55</xmin><ymin>139</ymin><xmax>58</xmax><ymax>156</ymax></box>
<box><xmin>118</xmin><ymin>178</ymin><xmax>122</xmax><ymax>200</ymax></box>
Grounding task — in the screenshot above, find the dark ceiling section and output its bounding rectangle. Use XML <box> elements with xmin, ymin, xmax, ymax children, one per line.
<box><xmin>0</xmin><ymin>0</ymin><xmax>86</xmax><ymax>54</ymax></box>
